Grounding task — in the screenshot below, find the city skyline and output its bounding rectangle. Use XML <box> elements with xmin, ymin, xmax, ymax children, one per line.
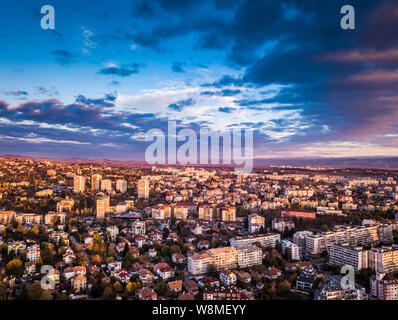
<box><xmin>1</xmin><ymin>0</ymin><xmax>398</xmax><ymax>161</ymax></box>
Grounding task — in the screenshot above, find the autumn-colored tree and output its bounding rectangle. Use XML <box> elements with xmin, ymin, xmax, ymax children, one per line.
<box><xmin>6</xmin><ymin>259</ymin><xmax>23</xmax><ymax>277</ymax></box>
<box><xmin>113</xmin><ymin>281</ymin><xmax>123</xmax><ymax>293</ymax></box>
<box><xmin>39</xmin><ymin>290</ymin><xmax>53</xmax><ymax>300</ymax></box>
<box><xmin>91</xmin><ymin>254</ymin><xmax>101</xmax><ymax>266</ymax></box>
<box><xmin>103</xmin><ymin>287</ymin><xmax>116</xmax><ymax>300</ymax></box>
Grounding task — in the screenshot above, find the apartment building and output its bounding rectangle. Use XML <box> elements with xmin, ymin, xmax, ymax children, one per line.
<box><xmin>272</xmin><ymin>218</ymin><xmax>295</xmax><ymax>232</ymax></box>
<box><xmin>293</xmin><ymin>231</ymin><xmax>313</xmax><ymax>253</ymax></box>
<box><xmin>369</xmin><ymin>246</ymin><xmax>398</xmax><ymax>274</ymax></box>
<box><xmin>151</xmin><ymin>204</ymin><xmax>171</xmax><ymax>220</ymax></box>
<box><xmin>0</xmin><ymin>211</ymin><xmax>15</xmax><ymax>224</ymax></box>
<box><xmin>44</xmin><ymin>212</ymin><xmax>66</xmax><ymax>225</ymax></box>
<box><xmin>116</xmin><ymin>179</ymin><xmax>128</xmax><ymax>193</ymax></box>
<box><xmin>208</xmin><ymin>247</ymin><xmax>238</xmax><ymax>270</ymax></box>
<box><xmin>281</xmin><ymin>240</ymin><xmax>301</xmax><ymax>261</ymax></box>
<box><xmin>96</xmin><ymin>196</ymin><xmax>110</xmax><ymax>220</ymax></box>
<box><xmin>56</xmin><ymin>198</ymin><xmax>75</xmax><ymax>213</ymax></box>
<box><xmin>316</xmin><ymin>276</ymin><xmax>367</xmax><ymax>300</ymax></box>
<box><xmin>198</xmin><ymin>204</ymin><xmax>214</xmax><ymax>220</ymax></box>
<box><xmin>137</xmin><ymin>177</ymin><xmax>150</xmax><ymax>199</ymax></box>
<box><xmin>329</xmin><ymin>244</ymin><xmax>369</xmax><ymax>271</ymax></box>
<box><xmin>237</xmin><ymin>246</ymin><xmax>263</xmax><ymax>268</ymax></box>
<box><xmin>188</xmin><ymin>246</ymin><xmax>262</xmax><ymax>275</ymax></box>
<box><xmin>248</xmin><ymin>214</ymin><xmax>265</xmax><ymax>233</ymax></box>
<box><xmin>221</xmin><ymin>206</ymin><xmax>236</xmax><ymax>222</ymax></box>
<box><xmin>16</xmin><ymin>213</ymin><xmax>42</xmax><ymax>225</ymax></box>
<box><xmin>371</xmin><ymin>273</ymin><xmax>398</xmax><ymax>300</ymax></box>
<box><xmin>230</xmin><ymin>233</ymin><xmax>281</xmax><ymax>249</ymax></box>
<box><xmin>280</xmin><ymin>210</ymin><xmax>316</xmax><ymax>219</ymax></box>
<box><xmin>26</xmin><ymin>244</ymin><xmax>40</xmax><ymax>261</ymax></box>
<box><xmin>73</xmin><ymin>175</ymin><xmax>85</xmax><ymax>193</ymax></box>
<box><xmin>132</xmin><ymin>220</ymin><xmax>146</xmax><ymax>236</ymax></box>
<box><xmin>187</xmin><ymin>252</ymin><xmax>213</xmax><ymax>275</ymax></box>
<box><xmin>101</xmin><ymin>179</ymin><xmax>112</xmax><ymax>192</ymax></box>
<box><xmin>173</xmin><ymin>204</ymin><xmax>188</xmax><ymax>219</ymax></box>
<box><xmin>91</xmin><ymin>174</ymin><xmax>102</xmax><ymax>191</ymax></box>
<box><xmin>305</xmin><ymin>225</ymin><xmax>393</xmax><ymax>255</ymax></box>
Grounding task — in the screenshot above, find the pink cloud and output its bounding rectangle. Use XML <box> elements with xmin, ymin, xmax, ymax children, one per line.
<box><xmin>345</xmin><ymin>69</ymin><xmax>398</xmax><ymax>83</ymax></box>
<box><xmin>319</xmin><ymin>48</ymin><xmax>398</xmax><ymax>63</ymax></box>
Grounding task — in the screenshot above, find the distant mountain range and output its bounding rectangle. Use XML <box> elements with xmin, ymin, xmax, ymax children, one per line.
<box><xmin>2</xmin><ymin>154</ymin><xmax>398</xmax><ymax>169</ymax></box>
<box><xmin>253</xmin><ymin>157</ymin><xmax>398</xmax><ymax>169</ymax></box>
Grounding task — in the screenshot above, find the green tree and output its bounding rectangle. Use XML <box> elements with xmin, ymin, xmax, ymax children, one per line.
<box><xmin>156</xmin><ymin>281</ymin><xmax>167</xmax><ymax>296</ymax></box>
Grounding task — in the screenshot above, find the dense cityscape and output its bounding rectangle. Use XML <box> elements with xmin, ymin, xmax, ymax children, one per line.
<box><xmin>0</xmin><ymin>157</ymin><xmax>398</xmax><ymax>300</ymax></box>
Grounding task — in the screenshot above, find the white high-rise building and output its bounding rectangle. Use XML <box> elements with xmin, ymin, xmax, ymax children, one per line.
<box><xmin>231</xmin><ymin>234</ymin><xmax>280</xmax><ymax>249</ymax></box>
<box><xmin>101</xmin><ymin>179</ymin><xmax>112</xmax><ymax>192</ymax></box>
<box><xmin>73</xmin><ymin>176</ymin><xmax>85</xmax><ymax>193</ymax></box>
<box><xmin>369</xmin><ymin>246</ymin><xmax>398</xmax><ymax>274</ymax></box>
<box><xmin>96</xmin><ymin>196</ymin><xmax>110</xmax><ymax>220</ymax></box>
<box><xmin>137</xmin><ymin>177</ymin><xmax>150</xmax><ymax>199</ymax></box>
<box><xmin>281</xmin><ymin>240</ymin><xmax>301</xmax><ymax>261</ymax></box>
<box><xmin>329</xmin><ymin>244</ymin><xmax>369</xmax><ymax>271</ymax></box>
<box><xmin>116</xmin><ymin>179</ymin><xmax>128</xmax><ymax>193</ymax></box>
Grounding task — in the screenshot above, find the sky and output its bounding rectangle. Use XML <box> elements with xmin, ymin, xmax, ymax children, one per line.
<box><xmin>0</xmin><ymin>0</ymin><xmax>398</xmax><ymax>161</ymax></box>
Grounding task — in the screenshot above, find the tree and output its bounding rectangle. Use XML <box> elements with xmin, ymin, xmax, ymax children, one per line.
<box><xmin>91</xmin><ymin>254</ymin><xmax>101</xmax><ymax>266</ymax></box>
<box><xmin>103</xmin><ymin>287</ymin><xmax>116</xmax><ymax>300</ymax></box>
<box><xmin>113</xmin><ymin>281</ymin><xmax>123</xmax><ymax>293</ymax></box>
<box><xmin>356</xmin><ymin>268</ymin><xmax>376</xmax><ymax>292</ymax></box>
<box><xmin>0</xmin><ymin>280</ymin><xmax>7</xmax><ymax>300</ymax></box>
<box><xmin>39</xmin><ymin>290</ymin><xmax>53</xmax><ymax>300</ymax></box>
<box><xmin>29</xmin><ymin>282</ymin><xmax>44</xmax><ymax>300</ymax></box>
<box><xmin>156</xmin><ymin>281</ymin><xmax>167</xmax><ymax>296</ymax></box>
<box><xmin>6</xmin><ymin>259</ymin><xmax>23</xmax><ymax>278</ymax></box>
<box><xmin>126</xmin><ymin>281</ymin><xmax>140</xmax><ymax>295</ymax></box>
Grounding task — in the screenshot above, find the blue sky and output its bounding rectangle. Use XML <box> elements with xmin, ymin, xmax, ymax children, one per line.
<box><xmin>1</xmin><ymin>0</ymin><xmax>398</xmax><ymax>160</ymax></box>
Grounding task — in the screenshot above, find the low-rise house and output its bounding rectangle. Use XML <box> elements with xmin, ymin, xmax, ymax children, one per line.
<box><xmin>147</xmin><ymin>248</ymin><xmax>157</xmax><ymax>258</ymax></box>
<box><xmin>138</xmin><ymin>269</ymin><xmax>154</xmax><ymax>286</ymax></box>
<box><xmin>198</xmin><ymin>277</ymin><xmax>220</xmax><ymax>288</ymax></box>
<box><xmin>107</xmin><ymin>261</ymin><xmax>122</xmax><ymax>274</ymax></box>
<box><xmin>219</xmin><ymin>269</ymin><xmax>237</xmax><ymax>286</ymax></box>
<box><xmin>153</xmin><ymin>263</ymin><xmax>174</xmax><ymax>280</ymax></box>
<box><xmin>136</xmin><ymin>287</ymin><xmax>157</xmax><ymax>300</ymax></box>
<box><xmin>72</xmin><ymin>274</ymin><xmax>87</xmax><ymax>293</ymax></box>
<box><xmin>62</xmin><ymin>252</ymin><xmax>76</xmax><ymax>264</ymax></box>
<box><xmin>64</xmin><ymin>266</ymin><xmax>86</xmax><ymax>280</ymax></box>
<box><xmin>178</xmin><ymin>293</ymin><xmax>195</xmax><ymax>300</ymax></box>
<box><xmin>115</xmin><ymin>269</ymin><xmax>130</xmax><ymax>283</ymax></box>
<box><xmin>172</xmin><ymin>253</ymin><xmax>186</xmax><ymax>264</ymax></box>
<box><xmin>26</xmin><ymin>244</ymin><xmax>40</xmax><ymax>262</ymax></box>
<box><xmin>262</xmin><ymin>267</ymin><xmax>283</xmax><ymax>280</ymax></box>
<box><xmin>237</xmin><ymin>271</ymin><xmax>252</xmax><ymax>284</ymax></box>
<box><xmin>203</xmin><ymin>287</ymin><xmax>249</xmax><ymax>300</ymax></box>
<box><xmin>25</xmin><ymin>261</ymin><xmax>36</xmax><ymax>275</ymax></box>
<box><xmin>184</xmin><ymin>279</ymin><xmax>199</xmax><ymax>295</ymax></box>
<box><xmin>167</xmin><ymin>280</ymin><xmax>183</xmax><ymax>292</ymax></box>
<box><xmin>135</xmin><ymin>237</ymin><xmax>146</xmax><ymax>248</ymax></box>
